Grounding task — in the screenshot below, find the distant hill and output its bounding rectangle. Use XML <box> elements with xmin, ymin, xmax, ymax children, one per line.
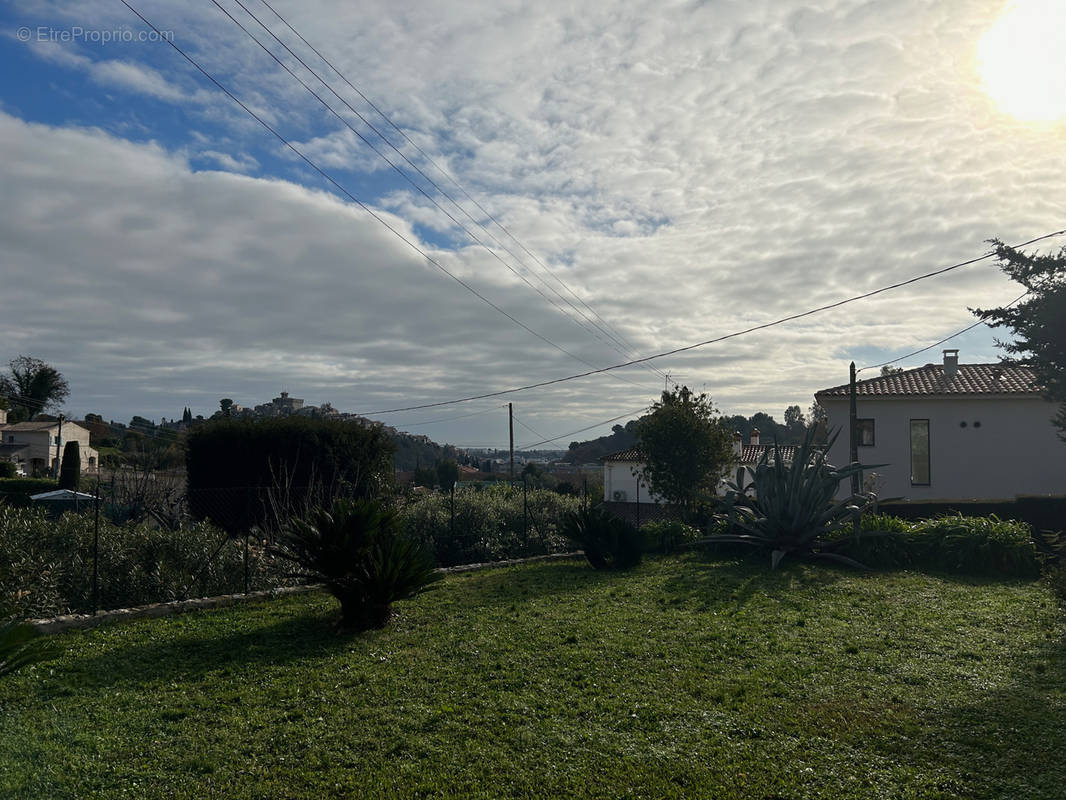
<box><xmin>562</xmin><ymin>419</ymin><xmax>643</xmax><ymax>463</ymax></box>
<box><xmin>562</xmin><ymin>407</ymin><xmax>817</xmax><ymax>464</ymax></box>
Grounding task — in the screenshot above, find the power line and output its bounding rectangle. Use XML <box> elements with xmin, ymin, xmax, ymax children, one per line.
<box><xmin>857</xmin><ymin>291</ymin><xmax>1030</xmax><ymax>373</ymax></box>
<box><xmin>254</xmin><ymin>0</ymin><xmax>660</xmax><ymax>376</ymax></box>
<box><xmin>359</xmin><ymin>228</ymin><xmax>1066</xmax><ymax>414</ymax></box>
<box><xmin>120</xmin><ymin>0</ymin><xmax>656</xmax><ymax>393</ymax></box>
<box><xmin>516</xmin><ymin>405</ymin><xmax>651</xmax><ymax>450</ymax></box>
<box><xmin>510</xmin><ymin>413</ymin><xmax>549</xmax><ymax>443</ymax></box>
<box><xmin>218</xmin><ymin>0</ymin><xmax>665</xmax><ymax>383</ymax></box>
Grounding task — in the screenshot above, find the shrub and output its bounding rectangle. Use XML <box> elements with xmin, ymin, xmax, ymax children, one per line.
<box><xmin>707</xmin><ymin>427</ymin><xmax>877</xmax><ymax>569</ymax></box>
<box><xmin>186</xmin><ymin>417</ymin><xmax>394</xmax><ymax>533</ymax></box>
<box><xmin>1042</xmin><ymin>560</ymin><xmax>1066</xmax><ymax>603</ymax></box>
<box><xmin>0</xmin><ymin>505</ymin><xmax>294</xmax><ymax>618</ymax></box>
<box><xmin>274</xmin><ymin>499</ymin><xmax>442</xmax><ymax>630</ymax></box>
<box><xmin>917</xmin><ymin>514</ymin><xmax>1038</xmax><ymax>578</ymax></box>
<box><xmin>830</xmin><ymin>514</ymin><xmax>1039</xmax><ymax>578</ymax></box>
<box><xmin>562</xmin><ymin>505</ymin><xmax>642</xmax><ymax>570</ymax></box>
<box><xmin>59</xmin><ymin>441</ymin><xmax>80</xmax><ymax>490</ymax></box>
<box><xmin>0</xmin><ymin>463</ymin><xmax>16</xmax><ymax>479</ymax></box>
<box><xmin>640</xmin><ymin>520</ymin><xmax>702</xmax><ymax>553</ymax></box>
<box><xmin>397</xmin><ymin>485</ymin><xmax>578</xmax><ymax>566</ymax></box>
<box><xmin>0</xmin><ymin>478</ymin><xmax>58</xmax><ymax>508</ymax></box>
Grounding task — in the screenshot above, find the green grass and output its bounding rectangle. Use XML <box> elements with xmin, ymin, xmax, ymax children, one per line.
<box><xmin>1</xmin><ymin>554</ymin><xmax>1063</xmax><ymax>799</ymax></box>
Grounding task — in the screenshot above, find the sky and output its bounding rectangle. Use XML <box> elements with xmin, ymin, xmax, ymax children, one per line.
<box><xmin>1</xmin><ymin>0</ymin><xmax>1064</xmax><ymax>449</ymax></box>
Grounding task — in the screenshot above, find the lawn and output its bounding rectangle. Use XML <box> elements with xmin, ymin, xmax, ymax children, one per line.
<box><xmin>1</xmin><ymin>554</ymin><xmax>1063</xmax><ymax>799</ymax></box>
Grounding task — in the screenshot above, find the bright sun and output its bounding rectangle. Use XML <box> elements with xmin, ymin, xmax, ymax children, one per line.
<box><xmin>977</xmin><ymin>0</ymin><xmax>1066</xmax><ymax>122</ymax></box>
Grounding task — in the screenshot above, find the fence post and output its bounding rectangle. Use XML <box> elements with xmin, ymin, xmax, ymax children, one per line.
<box><xmin>450</xmin><ymin>482</ymin><xmax>456</xmax><ymax>542</ymax></box>
<box><xmin>244</xmin><ymin>532</ymin><xmax>250</xmax><ymax>595</ymax></box>
<box><xmin>636</xmin><ymin>479</ymin><xmax>641</xmax><ymax>528</ymax></box>
<box><xmin>523</xmin><ymin>475</ymin><xmax>529</xmax><ymax>546</ymax></box>
<box><xmin>92</xmin><ymin>482</ymin><xmax>101</xmax><ymax>615</ymax></box>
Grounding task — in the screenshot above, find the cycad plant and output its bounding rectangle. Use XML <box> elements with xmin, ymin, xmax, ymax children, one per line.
<box><xmin>0</xmin><ymin>620</ymin><xmax>52</xmax><ymax>678</ymax></box>
<box><xmin>562</xmin><ymin>505</ymin><xmax>642</xmax><ymax>570</ymax></box>
<box><xmin>706</xmin><ymin>427</ymin><xmax>879</xmax><ymax>569</ymax></box>
<box><xmin>274</xmin><ymin>498</ymin><xmax>442</xmax><ymax>630</ymax></box>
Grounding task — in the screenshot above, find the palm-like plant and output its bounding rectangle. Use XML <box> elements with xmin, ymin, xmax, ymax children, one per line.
<box><xmin>274</xmin><ymin>499</ymin><xmax>442</xmax><ymax>630</ymax></box>
<box><xmin>706</xmin><ymin>428</ymin><xmax>879</xmax><ymax>569</ymax></box>
<box><xmin>562</xmin><ymin>505</ymin><xmax>642</xmax><ymax>570</ymax></box>
<box><xmin>0</xmin><ymin>621</ymin><xmax>52</xmax><ymax>677</ymax></box>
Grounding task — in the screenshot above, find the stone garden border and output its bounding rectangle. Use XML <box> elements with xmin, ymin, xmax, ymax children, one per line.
<box><xmin>28</xmin><ymin>551</ymin><xmax>583</xmax><ymax>635</ymax></box>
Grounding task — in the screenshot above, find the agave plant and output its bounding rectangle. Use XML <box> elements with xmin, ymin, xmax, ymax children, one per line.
<box><xmin>706</xmin><ymin>427</ymin><xmax>880</xmax><ymax>569</ymax></box>
<box><xmin>562</xmin><ymin>505</ymin><xmax>642</xmax><ymax>570</ymax></box>
<box><xmin>274</xmin><ymin>498</ymin><xmax>442</xmax><ymax>630</ymax></box>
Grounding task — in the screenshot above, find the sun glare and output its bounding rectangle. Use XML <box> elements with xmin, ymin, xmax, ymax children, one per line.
<box><xmin>977</xmin><ymin>0</ymin><xmax>1066</xmax><ymax>122</ymax></box>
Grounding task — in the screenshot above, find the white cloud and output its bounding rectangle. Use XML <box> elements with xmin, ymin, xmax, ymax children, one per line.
<box><xmin>3</xmin><ymin>0</ymin><xmax>1066</xmax><ymax>445</ymax></box>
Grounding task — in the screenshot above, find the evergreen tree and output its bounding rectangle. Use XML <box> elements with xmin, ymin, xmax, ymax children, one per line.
<box><xmin>59</xmin><ymin>441</ymin><xmax>80</xmax><ymax>490</ymax></box>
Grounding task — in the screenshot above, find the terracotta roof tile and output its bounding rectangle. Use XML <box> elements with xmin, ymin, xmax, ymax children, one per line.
<box><xmin>816</xmin><ymin>363</ymin><xmax>1040</xmax><ymax>398</ymax></box>
<box><xmin>600</xmin><ymin>448</ymin><xmax>645</xmax><ymax>463</ymax></box>
<box><xmin>740</xmin><ymin>444</ymin><xmax>797</xmax><ymax>464</ymax></box>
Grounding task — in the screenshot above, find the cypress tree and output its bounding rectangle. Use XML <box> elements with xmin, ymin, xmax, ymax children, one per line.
<box><xmin>59</xmin><ymin>440</ymin><xmax>81</xmax><ymax>490</ymax></box>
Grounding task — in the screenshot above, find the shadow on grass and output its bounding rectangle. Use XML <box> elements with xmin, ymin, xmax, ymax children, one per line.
<box><xmin>43</xmin><ymin>597</ymin><xmax>356</xmax><ymax>693</ymax></box>
<box><xmin>447</xmin><ymin>557</ymin><xmax>647</xmax><ymax>610</ymax></box>
<box><xmin>896</xmin><ymin>627</ymin><xmax>1066</xmax><ymax>798</ymax></box>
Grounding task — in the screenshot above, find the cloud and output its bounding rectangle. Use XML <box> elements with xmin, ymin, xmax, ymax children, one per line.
<box><xmin>2</xmin><ymin>0</ymin><xmax>1065</xmax><ymax>446</ymax></box>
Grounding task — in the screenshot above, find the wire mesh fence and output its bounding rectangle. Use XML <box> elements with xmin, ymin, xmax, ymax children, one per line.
<box><xmin>0</xmin><ymin>478</ymin><xmax>593</xmax><ymax>619</ymax></box>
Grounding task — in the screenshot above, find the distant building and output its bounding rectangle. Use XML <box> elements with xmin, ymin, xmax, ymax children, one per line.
<box><xmin>0</xmin><ymin>413</ymin><xmax>99</xmax><ymax>476</ymax></box>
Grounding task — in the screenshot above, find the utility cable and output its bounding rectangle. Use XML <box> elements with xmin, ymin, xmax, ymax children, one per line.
<box><xmin>359</xmin><ymin>228</ymin><xmax>1066</xmax><ymax>414</ymax></box>
<box><xmin>120</xmin><ymin>0</ymin><xmax>656</xmax><ymax>391</ymax></box>
<box><xmin>857</xmin><ymin>291</ymin><xmax>1030</xmax><ymax>373</ymax></box>
<box><xmin>221</xmin><ymin>0</ymin><xmax>665</xmax><ymax>382</ymax></box>
<box><xmin>255</xmin><ymin>0</ymin><xmax>655</xmax><ymax>372</ymax></box>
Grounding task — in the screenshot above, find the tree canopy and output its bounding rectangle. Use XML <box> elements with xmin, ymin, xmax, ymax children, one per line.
<box><xmin>973</xmin><ymin>240</ymin><xmax>1066</xmax><ymax>440</ymax></box>
<box><xmin>0</xmin><ymin>356</ymin><xmax>70</xmax><ymax>422</ymax></box>
<box><xmin>635</xmin><ymin>386</ymin><xmax>734</xmax><ymax>509</ymax></box>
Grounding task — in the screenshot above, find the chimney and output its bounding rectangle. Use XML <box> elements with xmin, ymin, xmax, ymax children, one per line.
<box><xmin>943</xmin><ymin>349</ymin><xmax>959</xmax><ymax>379</ymax></box>
<box><xmin>732</xmin><ymin>431</ymin><xmax>742</xmax><ymax>457</ymax></box>
<box><xmin>0</xmin><ymin>408</ymin><xmax>6</xmax><ymax>425</ymax></box>
<box><xmin>750</xmin><ymin>427</ymin><xmax>760</xmax><ymax>446</ymax></box>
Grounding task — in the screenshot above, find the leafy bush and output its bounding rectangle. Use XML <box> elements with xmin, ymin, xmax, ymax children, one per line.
<box><xmin>707</xmin><ymin>428</ymin><xmax>876</xmax><ymax>568</ymax></box>
<box><xmin>830</xmin><ymin>513</ymin><xmax>1039</xmax><ymax>578</ymax></box>
<box><xmin>640</xmin><ymin>520</ymin><xmax>702</xmax><ymax>553</ymax></box>
<box><xmin>562</xmin><ymin>505</ymin><xmax>642</xmax><ymax>570</ymax></box>
<box><xmin>274</xmin><ymin>499</ymin><xmax>441</xmax><ymax>630</ymax></box>
<box><xmin>0</xmin><ymin>478</ymin><xmax>58</xmax><ymax>507</ymax></box>
<box><xmin>1042</xmin><ymin>560</ymin><xmax>1066</xmax><ymax>603</ymax></box>
<box><xmin>397</xmin><ymin>485</ymin><xmax>579</xmax><ymax>566</ymax></box>
<box><xmin>0</xmin><ymin>505</ymin><xmax>295</xmax><ymax>618</ymax></box>
<box><xmin>917</xmin><ymin>515</ymin><xmax>1038</xmax><ymax>578</ymax></box>
<box><xmin>0</xmin><ymin>463</ymin><xmax>16</xmax><ymax>479</ymax></box>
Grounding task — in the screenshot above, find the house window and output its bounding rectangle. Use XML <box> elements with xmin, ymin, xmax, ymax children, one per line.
<box><xmin>857</xmin><ymin>419</ymin><xmax>875</xmax><ymax>446</ymax></box>
<box><xmin>910</xmin><ymin>419</ymin><xmax>930</xmax><ymax>486</ymax></box>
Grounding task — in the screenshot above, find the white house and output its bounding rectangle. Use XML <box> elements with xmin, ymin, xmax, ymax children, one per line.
<box><xmin>0</xmin><ymin>412</ymin><xmax>99</xmax><ymax>477</ymax></box>
<box><xmin>601</xmin><ymin>429</ymin><xmax>797</xmax><ymax>504</ymax></box>
<box><xmin>815</xmin><ymin>349</ymin><xmax>1066</xmax><ymax>502</ymax></box>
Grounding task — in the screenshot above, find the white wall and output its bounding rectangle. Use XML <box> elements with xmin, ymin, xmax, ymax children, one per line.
<box><xmin>603</xmin><ymin>461</ymin><xmax>663</xmax><ymax>504</ymax></box>
<box><xmin>820</xmin><ymin>395</ymin><xmax>1066</xmax><ymax>501</ymax></box>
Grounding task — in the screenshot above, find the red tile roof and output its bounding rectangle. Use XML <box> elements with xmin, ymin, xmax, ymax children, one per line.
<box><xmin>740</xmin><ymin>444</ymin><xmax>797</xmax><ymax>464</ymax></box>
<box><xmin>816</xmin><ymin>363</ymin><xmax>1041</xmax><ymax>398</ymax></box>
<box><xmin>602</xmin><ymin>445</ymin><xmax>796</xmax><ymax>465</ymax></box>
<box><xmin>600</xmin><ymin>448</ymin><xmax>645</xmax><ymax>463</ymax></box>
